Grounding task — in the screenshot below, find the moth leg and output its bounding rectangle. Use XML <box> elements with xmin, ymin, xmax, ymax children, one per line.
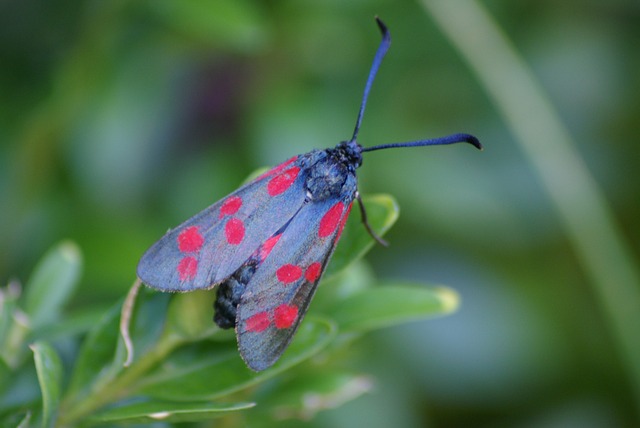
<box><xmin>356</xmin><ymin>192</ymin><xmax>388</xmax><ymax>247</ymax></box>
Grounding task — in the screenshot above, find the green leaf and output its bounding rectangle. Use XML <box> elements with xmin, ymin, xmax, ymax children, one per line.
<box><xmin>0</xmin><ymin>362</ymin><xmax>40</xmax><ymax>417</ymax></box>
<box><xmin>136</xmin><ymin>317</ymin><xmax>337</xmax><ymax>401</ymax></box>
<box><xmin>0</xmin><ymin>357</ymin><xmax>10</xmax><ymax>397</ymax></box>
<box><xmin>311</xmin><ymin>261</ymin><xmax>377</xmax><ymax>313</ymax></box>
<box><xmin>120</xmin><ymin>288</ymin><xmax>171</xmax><ymax>364</ymax></box>
<box><xmin>0</xmin><ymin>282</ymin><xmax>20</xmax><ymax>356</ymax></box>
<box><xmin>325</xmin><ymin>194</ymin><xmax>399</xmax><ymax>278</ymax></box>
<box><xmin>23</xmin><ymin>241</ymin><xmax>82</xmax><ymax>331</ymax></box>
<box><xmin>31</xmin><ymin>342</ymin><xmax>63</xmax><ymax>428</ymax></box>
<box><xmin>65</xmin><ymin>290</ymin><xmax>170</xmax><ymax>403</ymax></box>
<box><xmin>29</xmin><ymin>306</ymin><xmax>109</xmax><ymax>342</ymax></box>
<box><xmin>0</xmin><ymin>282</ymin><xmax>29</xmax><ymax>369</ymax></box>
<box><xmin>256</xmin><ymin>371</ymin><xmax>374</xmax><ymax>420</ymax></box>
<box><xmin>329</xmin><ymin>282</ymin><xmax>460</xmax><ymax>333</ymax></box>
<box><xmin>64</xmin><ymin>304</ymin><xmax>122</xmax><ymax>402</ymax></box>
<box><xmin>165</xmin><ymin>290</ymin><xmax>219</xmax><ymax>340</ymax></box>
<box><xmin>90</xmin><ymin>400</ymin><xmax>255</xmax><ymax>424</ymax></box>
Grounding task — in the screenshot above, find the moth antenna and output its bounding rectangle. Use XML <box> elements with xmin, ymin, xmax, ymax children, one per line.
<box><xmin>350</xmin><ymin>17</ymin><xmax>391</xmax><ymax>144</ymax></box>
<box><xmin>356</xmin><ymin>192</ymin><xmax>388</xmax><ymax>247</ymax></box>
<box><xmin>349</xmin><ymin>20</ymin><xmax>482</xmax><ymax>152</ymax></box>
<box><xmin>362</xmin><ymin>133</ymin><xmax>483</xmax><ymax>152</ymax></box>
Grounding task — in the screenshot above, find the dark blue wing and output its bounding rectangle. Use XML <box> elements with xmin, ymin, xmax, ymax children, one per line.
<box><xmin>236</xmin><ymin>174</ymin><xmax>357</xmax><ymax>371</ymax></box>
<box><xmin>137</xmin><ymin>155</ymin><xmax>314</xmax><ymax>292</ymax></box>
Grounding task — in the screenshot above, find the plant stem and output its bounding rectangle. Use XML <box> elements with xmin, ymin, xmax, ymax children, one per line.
<box><xmin>57</xmin><ymin>332</ymin><xmax>183</xmax><ymax>427</ymax></box>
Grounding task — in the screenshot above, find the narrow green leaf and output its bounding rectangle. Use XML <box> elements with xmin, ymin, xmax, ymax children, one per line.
<box><xmin>329</xmin><ymin>282</ymin><xmax>460</xmax><ymax>332</ymax></box>
<box><xmin>0</xmin><ymin>357</ymin><xmax>10</xmax><ymax>396</ymax></box>
<box><xmin>256</xmin><ymin>371</ymin><xmax>374</xmax><ymax>420</ymax></box>
<box><xmin>24</xmin><ymin>241</ymin><xmax>82</xmax><ymax>330</ymax></box>
<box><xmin>29</xmin><ymin>306</ymin><xmax>109</xmax><ymax>342</ymax></box>
<box><xmin>31</xmin><ymin>342</ymin><xmax>63</xmax><ymax>428</ymax></box>
<box><xmin>0</xmin><ymin>363</ymin><xmax>41</xmax><ymax>415</ymax></box>
<box><xmin>0</xmin><ymin>282</ymin><xmax>30</xmax><ymax>369</ymax></box>
<box><xmin>325</xmin><ymin>194</ymin><xmax>399</xmax><ymax>278</ymax></box>
<box><xmin>64</xmin><ymin>304</ymin><xmax>122</xmax><ymax>402</ymax></box>
<box><xmin>136</xmin><ymin>317</ymin><xmax>337</xmax><ymax>401</ymax></box>
<box><xmin>65</xmin><ymin>290</ymin><xmax>170</xmax><ymax>403</ymax></box>
<box><xmin>90</xmin><ymin>400</ymin><xmax>255</xmax><ymax>424</ymax></box>
<box><xmin>0</xmin><ymin>282</ymin><xmax>21</xmax><ymax>357</ymax></box>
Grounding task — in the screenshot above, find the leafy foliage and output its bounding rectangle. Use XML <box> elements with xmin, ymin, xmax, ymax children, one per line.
<box><xmin>2</xmin><ymin>0</ymin><xmax>639</xmax><ymax>425</ymax></box>
<box><xmin>0</xmin><ymin>195</ymin><xmax>459</xmax><ymax>426</ymax></box>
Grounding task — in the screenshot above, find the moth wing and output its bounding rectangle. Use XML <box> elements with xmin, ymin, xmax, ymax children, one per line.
<box><xmin>137</xmin><ymin>156</ymin><xmax>309</xmax><ymax>292</ymax></box>
<box><xmin>236</xmin><ymin>184</ymin><xmax>356</xmax><ymax>371</ymax></box>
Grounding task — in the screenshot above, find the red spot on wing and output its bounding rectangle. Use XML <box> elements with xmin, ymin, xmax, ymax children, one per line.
<box><xmin>276</xmin><ymin>264</ymin><xmax>302</xmax><ymax>284</ymax></box>
<box><xmin>177</xmin><ymin>256</ymin><xmax>198</xmax><ymax>281</ymax></box>
<box><xmin>318</xmin><ymin>201</ymin><xmax>345</xmax><ymax>238</ymax></box>
<box><xmin>177</xmin><ymin>226</ymin><xmax>204</xmax><ymax>253</ymax></box>
<box><xmin>259</xmin><ymin>234</ymin><xmax>282</xmax><ymax>261</ymax></box>
<box><xmin>267</xmin><ymin>166</ymin><xmax>300</xmax><ymax>196</ymax></box>
<box><xmin>274</xmin><ymin>304</ymin><xmax>298</xmax><ymax>329</ymax></box>
<box><xmin>305</xmin><ymin>262</ymin><xmax>322</xmax><ymax>283</ymax></box>
<box><xmin>335</xmin><ymin>202</ymin><xmax>353</xmax><ymax>242</ymax></box>
<box><xmin>220</xmin><ymin>196</ymin><xmax>242</xmax><ymax>218</ymax></box>
<box><xmin>246</xmin><ymin>311</ymin><xmax>270</xmax><ymax>332</ymax></box>
<box><xmin>225</xmin><ymin>218</ymin><xmax>245</xmax><ymax>245</ymax></box>
<box><xmin>258</xmin><ymin>156</ymin><xmax>298</xmax><ymax>181</ymax></box>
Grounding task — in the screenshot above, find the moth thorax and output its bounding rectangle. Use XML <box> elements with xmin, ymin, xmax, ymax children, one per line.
<box><xmin>305</xmin><ymin>159</ymin><xmax>350</xmax><ymax>201</ymax></box>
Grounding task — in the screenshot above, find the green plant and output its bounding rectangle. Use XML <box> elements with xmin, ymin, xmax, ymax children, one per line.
<box><xmin>0</xmin><ymin>194</ymin><xmax>459</xmax><ymax>427</ymax></box>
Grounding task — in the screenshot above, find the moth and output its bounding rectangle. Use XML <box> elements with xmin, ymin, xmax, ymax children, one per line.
<box><xmin>137</xmin><ymin>17</ymin><xmax>481</xmax><ymax>371</ymax></box>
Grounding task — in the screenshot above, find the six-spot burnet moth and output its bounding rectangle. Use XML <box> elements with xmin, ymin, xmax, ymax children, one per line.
<box><xmin>137</xmin><ymin>17</ymin><xmax>482</xmax><ymax>372</ymax></box>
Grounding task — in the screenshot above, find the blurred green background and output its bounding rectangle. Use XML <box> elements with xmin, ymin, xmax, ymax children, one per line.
<box><xmin>2</xmin><ymin>0</ymin><xmax>639</xmax><ymax>426</ymax></box>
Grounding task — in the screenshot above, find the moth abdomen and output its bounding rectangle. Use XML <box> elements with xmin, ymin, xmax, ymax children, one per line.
<box><xmin>213</xmin><ymin>261</ymin><xmax>257</xmax><ymax>329</ymax></box>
